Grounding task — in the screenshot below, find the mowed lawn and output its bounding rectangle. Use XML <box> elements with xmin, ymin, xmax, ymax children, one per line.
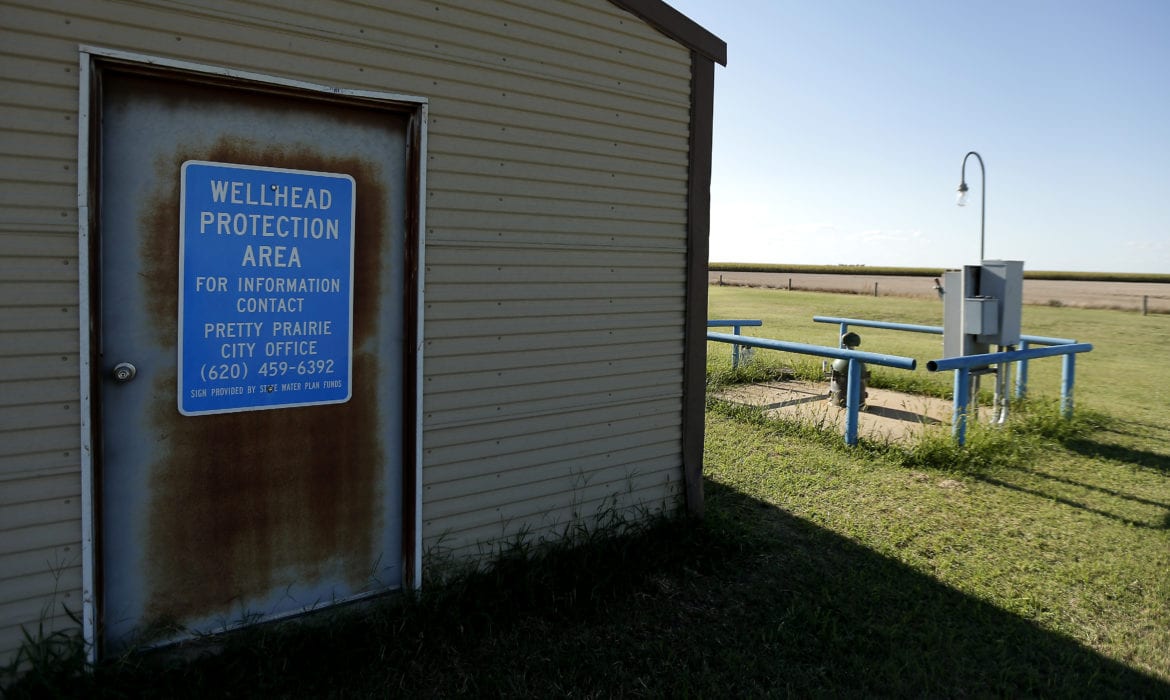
<box><xmin>705</xmin><ymin>285</ymin><xmax>1170</xmax><ymax>688</ymax></box>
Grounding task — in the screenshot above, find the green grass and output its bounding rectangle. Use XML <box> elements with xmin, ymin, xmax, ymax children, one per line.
<box><xmin>709</xmin><ymin>262</ymin><xmax>1170</xmax><ymax>283</ymax></box>
<box><xmin>703</xmin><ymin>402</ymin><xmax>1170</xmax><ymax>692</ymax></box>
<box><xmin>5</xmin><ymin>287</ymin><xmax>1169</xmax><ymax>697</ymax></box>
<box><xmin>704</xmin><ymin>285</ymin><xmax>1170</xmax><ymax>687</ymax></box>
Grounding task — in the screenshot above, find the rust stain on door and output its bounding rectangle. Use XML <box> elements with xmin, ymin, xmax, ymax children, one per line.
<box><xmin>144</xmin><ymin>358</ymin><xmax>382</xmax><ymax>620</ymax></box>
<box><xmin>138</xmin><ymin>135</ymin><xmax>393</xmax><ymax>622</ymax></box>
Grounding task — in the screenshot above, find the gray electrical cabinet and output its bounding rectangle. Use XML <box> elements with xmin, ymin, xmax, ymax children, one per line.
<box><xmin>976</xmin><ymin>260</ymin><xmax>1024</xmax><ymax>346</ymax></box>
<box><xmin>942</xmin><ymin>260</ymin><xmax>1024</xmax><ymax>357</ymax></box>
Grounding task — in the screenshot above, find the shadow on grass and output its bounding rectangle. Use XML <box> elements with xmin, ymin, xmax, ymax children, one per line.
<box><xmin>865</xmin><ymin>403</ymin><xmax>943</xmax><ymax>425</ymax></box>
<box><xmin>1012</xmin><ymin>465</ymin><xmax>1170</xmax><ymax>510</ymax></box>
<box><xmin>1065</xmin><ymin>436</ymin><xmax>1170</xmax><ymax>473</ymax></box>
<box><xmin>7</xmin><ymin>481</ymin><xmax>1167</xmax><ymax>698</ymax></box>
<box><xmin>688</xmin><ymin>480</ymin><xmax>1169</xmax><ymax>696</ymax></box>
<box><xmin>970</xmin><ymin>474</ymin><xmax>1167</xmax><ymax>530</ymax></box>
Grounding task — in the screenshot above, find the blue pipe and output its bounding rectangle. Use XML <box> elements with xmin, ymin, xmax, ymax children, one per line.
<box><xmin>812</xmin><ymin>315</ymin><xmax>1076</xmax><ymax>346</ymax></box>
<box><xmin>707</xmin><ymin>332</ymin><xmax>918</xmax><ymax>370</ymax></box>
<box><xmin>1018</xmin><ymin>333</ymin><xmax>1079</xmax><ymax>346</ymax></box>
<box><xmin>814</xmin><ymin>315</ymin><xmax>1080</xmax><ymax>399</ymax></box>
<box><xmin>814</xmin><ymin>315</ymin><xmax>943</xmax><ymax>335</ymax></box>
<box><xmin>926</xmin><ymin>343</ymin><xmax>1093</xmax><ymax>372</ymax></box>
<box><xmin>708</xmin><ymin>320</ymin><xmax>764</xmax><ymax>328</ymax></box>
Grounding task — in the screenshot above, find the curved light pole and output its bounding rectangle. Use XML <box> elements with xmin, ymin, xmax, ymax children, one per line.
<box><xmin>956</xmin><ymin>151</ymin><xmax>985</xmax><ymax>261</ymax></box>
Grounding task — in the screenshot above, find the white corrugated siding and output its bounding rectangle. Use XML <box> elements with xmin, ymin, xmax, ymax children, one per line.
<box><xmin>419</xmin><ymin>0</ymin><xmax>691</xmax><ymax>560</ymax></box>
<box><xmin>0</xmin><ymin>9</ymin><xmax>89</xmax><ymax>656</ymax></box>
<box><xmin>0</xmin><ymin>0</ymin><xmax>693</xmax><ymax>659</ymax></box>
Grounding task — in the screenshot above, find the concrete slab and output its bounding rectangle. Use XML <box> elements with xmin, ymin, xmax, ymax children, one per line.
<box><xmin>717</xmin><ymin>379</ymin><xmax>955</xmax><ymax>443</ymax></box>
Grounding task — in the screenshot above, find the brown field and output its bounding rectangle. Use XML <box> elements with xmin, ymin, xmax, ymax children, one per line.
<box><xmin>708</xmin><ymin>271</ymin><xmax>1170</xmax><ymax>313</ymax></box>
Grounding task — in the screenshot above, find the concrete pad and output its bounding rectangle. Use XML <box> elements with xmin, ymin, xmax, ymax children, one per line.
<box><xmin>717</xmin><ymin>379</ymin><xmax>955</xmax><ymax>443</ymax></box>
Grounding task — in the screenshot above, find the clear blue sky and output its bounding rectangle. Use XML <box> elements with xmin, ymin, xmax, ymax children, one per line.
<box><xmin>667</xmin><ymin>0</ymin><xmax>1170</xmax><ymax>273</ymax></box>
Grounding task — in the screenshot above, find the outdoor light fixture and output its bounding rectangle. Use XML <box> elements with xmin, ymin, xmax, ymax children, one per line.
<box><xmin>957</xmin><ymin>151</ymin><xmax>986</xmax><ymax>261</ymax></box>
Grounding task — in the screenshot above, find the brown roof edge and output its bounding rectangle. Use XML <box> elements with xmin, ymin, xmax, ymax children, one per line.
<box><xmin>681</xmin><ymin>52</ymin><xmax>715</xmax><ymax>517</ymax></box>
<box><xmin>609</xmin><ymin>0</ymin><xmax>727</xmax><ymax>65</ymax></box>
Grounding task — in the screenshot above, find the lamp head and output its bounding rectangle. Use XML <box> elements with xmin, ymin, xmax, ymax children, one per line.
<box><xmin>956</xmin><ymin>181</ymin><xmax>969</xmax><ymax>207</ymax></box>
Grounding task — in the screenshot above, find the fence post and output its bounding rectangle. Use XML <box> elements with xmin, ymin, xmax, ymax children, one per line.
<box><xmin>787</xmin><ymin>277</ymin><xmax>792</xmax><ymax>291</ymax></box>
<box><xmin>1142</xmin><ymin>295</ymin><xmax>1149</xmax><ymax>316</ymax></box>
<box><xmin>874</xmin><ymin>282</ymin><xmax>879</xmax><ymax>297</ymax></box>
<box><xmin>838</xmin><ymin>322</ymin><xmax>849</xmax><ymax>348</ymax></box>
<box><xmin>1061</xmin><ymin>354</ymin><xmax>1076</xmax><ymax>418</ymax></box>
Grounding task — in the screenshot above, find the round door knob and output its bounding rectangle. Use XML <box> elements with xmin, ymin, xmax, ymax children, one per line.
<box><xmin>112</xmin><ymin>362</ymin><xmax>137</xmax><ymax>383</ymax></box>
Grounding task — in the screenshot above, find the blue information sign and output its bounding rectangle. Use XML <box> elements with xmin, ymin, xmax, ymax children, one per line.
<box><xmin>178</xmin><ymin>161</ymin><xmax>356</xmax><ymax>415</ymax></box>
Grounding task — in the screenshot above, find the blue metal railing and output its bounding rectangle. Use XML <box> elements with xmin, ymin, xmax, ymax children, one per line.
<box><xmin>926</xmin><ymin>343</ymin><xmax>1094</xmax><ymax>445</ymax></box>
<box><xmin>707</xmin><ymin>319</ymin><xmax>763</xmax><ymax>369</ymax></box>
<box><xmin>707</xmin><ymin>331</ymin><xmax>916</xmax><ymax>446</ymax></box>
<box><xmin>815</xmin><ymin>316</ymin><xmax>943</xmax><ymax>340</ymax></box>
<box><xmin>812</xmin><ymin>315</ymin><xmax>1076</xmax><ymax>398</ymax></box>
<box><xmin>709</xmin><ymin>316</ymin><xmax>1090</xmax><ymax>446</ymax></box>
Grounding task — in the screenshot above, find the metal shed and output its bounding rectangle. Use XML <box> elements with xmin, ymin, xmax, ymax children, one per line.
<box><xmin>0</xmin><ymin>0</ymin><xmax>726</xmax><ymax>660</ymax></box>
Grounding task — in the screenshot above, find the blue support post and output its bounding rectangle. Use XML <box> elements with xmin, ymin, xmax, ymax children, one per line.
<box><xmin>731</xmin><ymin>324</ymin><xmax>742</xmax><ymax>369</ymax></box>
<box><xmin>838</xmin><ymin>322</ymin><xmax>849</xmax><ymax>347</ymax></box>
<box><xmin>708</xmin><ymin>320</ymin><xmax>763</xmax><ymax>371</ymax></box>
<box><xmin>953</xmin><ymin>367</ymin><xmax>970</xmax><ymax>445</ymax></box>
<box><xmin>1015</xmin><ymin>339</ymin><xmax>1030</xmax><ymax>399</ymax></box>
<box><xmin>1061</xmin><ymin>353</ymin><xmax>1076</xmax><ymax>418</ymax></box>
<box><xmin>845</xmin><ymin>359</ymin><xmax>862</xmax><ymax>446</ymax></box>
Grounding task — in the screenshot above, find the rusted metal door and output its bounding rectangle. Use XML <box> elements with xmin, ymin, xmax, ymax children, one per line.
<box><xmin>95</xmin><ymin>67</ymin><xmax>409</xmax><ymax>651</ymax></box>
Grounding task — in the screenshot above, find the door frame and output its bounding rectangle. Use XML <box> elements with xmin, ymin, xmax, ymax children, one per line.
<box><xmin>77</xmin><ymin>46</ymin><xmax>427</xmax><ymax>660</ymax></box>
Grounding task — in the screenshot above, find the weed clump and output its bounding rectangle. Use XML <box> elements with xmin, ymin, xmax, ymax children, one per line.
<box><xmin>901</xmin><ymin>401</ymin><xmax>1110</xmax><ymax>474</ymax></box>
<box><xmin>0</xmin><ymin>607</ymin><xmax>86</xmax><ymax>699</ymax></box>
<box><xmin>1006</xmin><ymin>399</ymin><xmax>1109</xmax><ymax>443</ymax></box>
<box><xmin>902</xmin><ymin>419</ymin><xmax>1030</xmax><ymax>473</ymax></box>
<box><xmin>706</xmin><ymin>354</ymin><xmax>823</xmax><ymax>391</ymax></box>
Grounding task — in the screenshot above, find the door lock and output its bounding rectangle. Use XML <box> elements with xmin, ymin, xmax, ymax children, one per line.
<box><xmin>112</xmin><ymin>362</ymin><xmax>137</xmax><ymax>383</ymax></box>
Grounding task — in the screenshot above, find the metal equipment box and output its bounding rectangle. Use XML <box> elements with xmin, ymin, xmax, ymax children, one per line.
<box><xmin>942</xmin><ymin>260</ymin><xmax>1025</xmax><ymax>357</ymax></box>
<box><xmin>964</xmin><ymin>296</ymin><xmax>999</xmax><ymax>336</ymax></box>
<box><xmin>977</xmin><ymin>260</ymin><xmax>1024</xmax><ymax>346</ymax></box>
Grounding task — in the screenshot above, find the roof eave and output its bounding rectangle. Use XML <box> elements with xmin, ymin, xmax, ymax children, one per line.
<box><xmin>608</xmin><ymin>0</ymin><xmax>727</xmax><ymax>66</ymax></box>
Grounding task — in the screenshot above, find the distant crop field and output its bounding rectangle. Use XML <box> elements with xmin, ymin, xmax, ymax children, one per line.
<box><xmin>709</xmin><ymin>262</ymin><xmax>1170</xmax><ymax>284</ymax></box>
<box><xmin>708</xmin><ymin>270</ymin><xmax>1170</xmax><ymax>314</ymax></box>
